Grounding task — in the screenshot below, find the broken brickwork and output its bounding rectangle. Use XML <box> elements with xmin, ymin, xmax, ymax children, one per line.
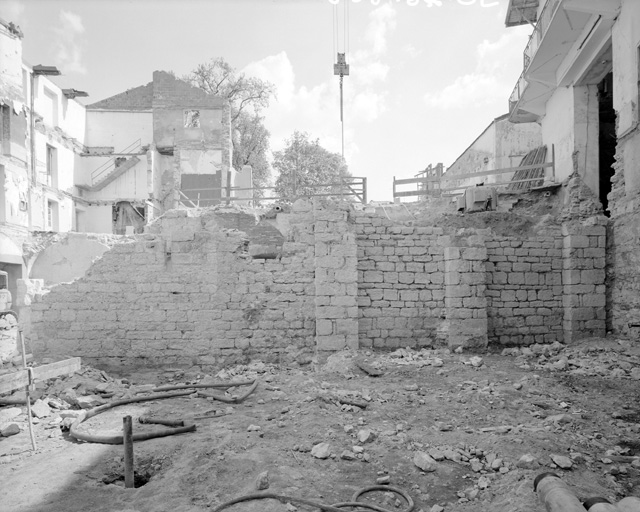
<box><xmin>607</xmin><ymin>127</ymin><xmax>640</xmax><ymax>336</ymax></box>
<box><xmin>28</xmin><ymin>202</ymin><xmax>608</xmax><ymax>369</ymax></box>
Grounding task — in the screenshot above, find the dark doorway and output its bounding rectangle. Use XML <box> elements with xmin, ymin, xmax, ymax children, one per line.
<box><xmin>598</xmin><ymin>72</ymin><xmax>616</xmax><ymax>215</ymax></box>
<box><xmin>180</xmin><ymin>173</ymin><xmax>222</xmax><ymax>207</ymax></box>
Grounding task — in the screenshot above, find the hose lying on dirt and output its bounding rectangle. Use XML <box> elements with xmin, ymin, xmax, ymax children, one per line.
<box><xmin>69</xmin><ymin>379</ymin><xmax>259</xmax><ymax>444</ymax></box>
<box><xmin>197</xmin><ymin>378</ymin><xmax>259</xmax><ymax>404</ymax></box>
<box><xmin>152</xmin><ymin>379</ymin><xmax>256</xmax><ymax>392</ymax></box>
<box><xmin>211</xmin><ymin>485</ymin><xmax>414</xmax><ymax>512</ymax></box>
<box><xmin>69</xmin><ymin>391</ymin><xmax>196</xmax><ymax>445</ymax></box>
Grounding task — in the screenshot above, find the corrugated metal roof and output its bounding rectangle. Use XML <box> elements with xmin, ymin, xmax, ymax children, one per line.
<box><xmin>505</xmin><ymin>0</ymin><xmax>539</xmax><ymax>27</ymax></box>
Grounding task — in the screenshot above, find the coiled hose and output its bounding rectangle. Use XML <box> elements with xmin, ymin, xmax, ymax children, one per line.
<box><xmin>211</xmin><ymin>485</ymin><xmax>414</xmax><ymax>512</ymax></box>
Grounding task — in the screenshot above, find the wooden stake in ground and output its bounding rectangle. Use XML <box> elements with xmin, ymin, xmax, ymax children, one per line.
<box><xmin>123</xmin><ymin>415</ymin><xmax>134</xmax><ymax>488</ymax></box>
<box><xmin>18</xmin><ymin>328</ymin><xmax>37</xmax><ymax>452</ymax></box>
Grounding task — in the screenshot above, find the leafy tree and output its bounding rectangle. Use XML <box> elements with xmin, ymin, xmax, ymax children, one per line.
<box><xmin>184</xmin><ymin>58</ymin><xmax>276</xmax><ymax>192</ymax></box>
<box><xmin>273</xmin><ymin>131</ymin><xmax>350</xmax><ymax>199</ymax></box>
<box><xmin>233</xmin><ymin>111</ymin><xmax>271</xmax><ymax>193</ymax></box>
<box><xmin>185</xmin><ymin>57</ymin><xmax>275</xmax><ymax>123</ymax></box>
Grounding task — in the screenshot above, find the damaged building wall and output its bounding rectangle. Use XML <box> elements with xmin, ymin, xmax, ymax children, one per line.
<box><xmin>445</xmin><ymin>115</ymin><xmax>542</xmax><ymax>189</ymax></box>
<box><xmin>608</xmin><ymin>0</ymin><xmax>640</xmax><ymax>335</ymax></box>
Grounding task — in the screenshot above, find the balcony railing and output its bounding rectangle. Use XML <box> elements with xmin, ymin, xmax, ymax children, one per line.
<box><xmin>510</xmin><ymin>0</ymin><xmax>562</xmax><ymax>114</ymax></box>
<box><xmin>522</xmin><ymin>0</ymin><xmax>562</xmax><ymax>70</ymax></box>
<box><xmin>509</xmin><ymin>70</ymin><xmax>528</xmax><ymax>113</ymax></box>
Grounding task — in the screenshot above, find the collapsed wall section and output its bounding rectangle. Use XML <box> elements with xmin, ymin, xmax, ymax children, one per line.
<box><xmin>29</xmin><ymin>208</ymin><xmax>317</xmax><ymax>369</ymax></box>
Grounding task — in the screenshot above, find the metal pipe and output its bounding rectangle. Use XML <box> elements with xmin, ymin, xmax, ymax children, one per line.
<box><xmin>584</xmin><ymin>497</ymin><xmax>619</xmax><ymax>511</ymax></box>
<box><xmin>534</xmin><ymin>473</ymin><xmax>587</xmax><ymax>512</ymax></box>
<box><xmin>615</xmin><ymin>497</ymin><xmax>640</xmax><ymax>512</ymax></box>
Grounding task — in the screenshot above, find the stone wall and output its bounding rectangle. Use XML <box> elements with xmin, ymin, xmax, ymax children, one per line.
<box><xmin>353</xmin><ymin>212</ymin><xmax>446</xmax><ymax>349</ymax></box>
<box><xmin>486</xmin><ymin>236</ymin><xmax>564</xmax><ymax>345</ymax></box>
<box><xmin>608</xmin><ymin>130</ymin><xmax>640</xmax><ymax>335</ymax></box>
<box><xmin>28</xmin><ymin>202</ymin><xmax>609</xmax><ymax>369</ymax></box>
<box><xmin>30</xmin><ymin>207</ymin><xmax>317</xmax><ymax>369</ymax></box>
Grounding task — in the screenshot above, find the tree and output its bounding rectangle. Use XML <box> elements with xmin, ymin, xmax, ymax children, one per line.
<box><xmin>184</xmin><ymin>58</ymin><xmax>276</xmax><ymax>192</ymax></box>
<box><xmin>185</xmin><ymin>57</ymin><xmax>275</xmax><ymax>123</ymax></box>
<box><xmin>273</xmin><ymin>131</ymin><xmax>350</xmax><ymax>199</ymax></box>
<box><xmin>233</xmin><ymin>111</ymin><xmax>271</xmax><ymax>192</ymax></box>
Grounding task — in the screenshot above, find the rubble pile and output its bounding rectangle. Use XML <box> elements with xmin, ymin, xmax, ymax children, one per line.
<box><xmin>502</xmin><ymin>340</ymin><xmax>640</xmax><ymax>379</ymax></box>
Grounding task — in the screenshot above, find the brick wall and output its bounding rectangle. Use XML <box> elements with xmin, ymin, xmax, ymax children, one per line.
<box><xmin>607</xmin><ymin>131</ymin><xmax>640</xmax><ymax>334</ymax></box>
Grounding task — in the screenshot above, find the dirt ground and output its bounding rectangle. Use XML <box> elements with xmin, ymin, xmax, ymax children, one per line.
<box><xmin>1</xmin><ymin>337</ymin><xmax>639</xmax><ymax>512</ymax></box>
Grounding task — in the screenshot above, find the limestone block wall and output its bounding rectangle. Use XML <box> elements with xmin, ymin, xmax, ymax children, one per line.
<box><xmin>486</xmin><ymin>236</ymin><xmax>564</xmax><ymax>345</ymax></box>
<box><xmin>562</xmin><ymin>221</ymin><xmax>607</xmax><ymax>341</ymax></box>
<box><xmin>313</xmin><ymin>206</ymin><xmax>359</xmax><ymax>353</ymax></box>
<box><xmin>445</xmin><ymin>245</ymin><xmax>488</xmax><ymax>350</ymax></box>
<box><xmin>353</xmin><ymin>212</ymin><xmax>447</xmax><ymax>349</ymax></box>
<box><xmin>27</xmin><ymin>202</ymin><xmax>610</xmax><ymax>369</ymax></box>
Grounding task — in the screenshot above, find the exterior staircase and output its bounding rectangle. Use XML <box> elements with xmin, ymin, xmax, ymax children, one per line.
<box><xmin>79</xmin><ymin>139</ymin><xmax>142</xmax><ymax>192</ymax></box>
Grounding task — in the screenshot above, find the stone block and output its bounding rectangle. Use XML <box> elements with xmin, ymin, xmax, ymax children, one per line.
<box><xmin>363</xmin><ymin>270</ymin><xmax>384</xmax><ymax>283</ymax></box>
<box><xmin>317</xmin><ymin>335</ymin><xmax>347</xmax><ymax>351</ymax></box>
<box><xmin>461</xmin><ymin>247</ymin><xmax>487</xmax><ymax>261</ymax></box>
<box><xmin>317</xmin><ymin>319</ymin><xmax>333</xmax><ymax>336</ymax></box>
<box><xmin>580</xmin><ymin>269</ymin><xmax>605</xmax><ymax>285</ymax></box>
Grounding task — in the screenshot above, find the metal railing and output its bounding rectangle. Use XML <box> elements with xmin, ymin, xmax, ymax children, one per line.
<box><xmin>90</xmin><ymin>139</ymin><xmax>142</xmax><ymax>184</ymax></box>
<box><xmin>179</xmin><ymin>176</ymin><xmax>368</xmax><ymax>208</ymax></box>
<box><xmin>393</xmin><ymin>147</ymin><xmax>555</xmax><ymax>200</ymax></box>
<box><xmin>510</xmin><ymin>0</ymin><xmax>561</xmax><ymax>113</ymax></box>
<box><xmin>509</xmin><ymin>70</ymin><xmax>528</xmax><ymax>113</ymax></box>
<box><xmin>523</xmin><ymin>0</ymin><xmax>561</xmax><ymax>71</ymax></box>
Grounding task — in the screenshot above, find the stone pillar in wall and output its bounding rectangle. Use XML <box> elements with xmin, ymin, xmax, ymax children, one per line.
<box><xmin>314</xmin><ymin>205</ymin><xmax>359</xmax><ymax>354</ymax></box>
<box><xmin>562</xmin><ymin>219</ymin><xmax>607</xmax><ymax>342</ymax></box>
<box><xmin>444</xmin><ymin>246</ymin><xmax>488</xmax><ymax>350</ymax></box>
<box><xmin>12</xmin><ymin>278</ymin><xmax>43</xmax><ymax>347</ymax></box>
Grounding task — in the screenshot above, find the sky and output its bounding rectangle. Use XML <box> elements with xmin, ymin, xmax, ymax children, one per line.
<box><xmin>2</xmin><ymin>0</ymin><xmax>532</xmax><ymax>202</ymax></box>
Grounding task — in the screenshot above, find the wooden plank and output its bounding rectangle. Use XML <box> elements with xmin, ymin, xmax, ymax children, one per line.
<box><xmin>394</xmin><ymin>190</ymin><xmax>433</xmax><ymax>198</ymax></box>
<box><xmin>32</xmin><ymin>357</ymin><xmax>81</xmax><ymax>381</ymax></box>
<box><xmin>394</xmin><ymin>176</ymin><xmax>440</xmax><ymax>186</ymax></box>
<box><xmin>0</xmin><ymin>357</ymin><xmax>81</xmax><ymax>395</ymax></box>
<box><xmin>439</xmin><ymin>177</ymin><xmax>556</xmax><ymax>193</ymax></box>
<box><xmin>440</xmin><ymin>162</ymin><xmax>552</xmax><ymax>182</ymax></box>
<box><xmin>0</xmin><ymin>370</ymin><xmax>29</xmax><ymax>395</ymax></box>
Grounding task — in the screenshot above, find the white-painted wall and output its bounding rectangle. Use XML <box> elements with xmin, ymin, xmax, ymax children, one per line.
<box><xmin>82</xmin><ymin>204</ymin><xmax>113</xmax><ymax>234</ymax></box>
<box><xmin>33</xmin><ymin>77</ymin><xmax>86</xmax><ymax>142</ymax></box>
<box><xmin>613</xmin><ymin>1</ymin><xmax>640</xmax><ymax>193</ymax></box>
<box><xmin>83</xmin><ymin>159</ymin><xmax>149</xmax><ymax>202</ymax></box>
<box><xmin>85</xmin><ymin>111</ymin><xmax>152</xmax><ymax>149</ymax></box>
<box><xmin>540</xmin><ymin>86</ymin><xmax>575</xmax><ymax>182</ymax></box>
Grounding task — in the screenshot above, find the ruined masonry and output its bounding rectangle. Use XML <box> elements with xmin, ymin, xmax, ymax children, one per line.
<box><xmin>28</xmin><ymin>200</ymin><xmax>607</xmax><ymax>370</ymax></box>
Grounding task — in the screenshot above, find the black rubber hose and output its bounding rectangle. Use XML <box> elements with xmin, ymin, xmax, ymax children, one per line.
<box><xmin>152</xmin><ymin>379</ymin><xmax>256</xmax><ymax>392</ymax></box>
<box><xmin>69</xmin><ymin>390</ymin><xmax>196</xmax><ymax>444</ymax></box>
<box><xmin>197</xmin><ymin>379</ymin><xmax>259</xmax><ymax>404</ymax></box>
<box><xmin>211</xmin><ymin>485</ymin><xmax>414</xmax><ymax>512</ymax></box>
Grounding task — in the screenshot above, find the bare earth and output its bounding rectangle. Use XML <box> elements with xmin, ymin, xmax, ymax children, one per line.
<box><xmin>1</xmin><ymin>338</ymin><xmax>639</xmax><ymax>512</ymax></box>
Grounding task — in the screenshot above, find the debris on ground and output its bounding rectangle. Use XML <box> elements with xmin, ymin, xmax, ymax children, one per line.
<box><xmin>0</xmin><ymin>336</ymin><xmax>639</xmax><ymax>511</ymax></box>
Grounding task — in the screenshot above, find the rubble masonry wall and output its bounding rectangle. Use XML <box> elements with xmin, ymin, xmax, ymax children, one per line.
<box><xmin>29</xmin><ymin>208</ymin><xmax>318</xmax><ymax>368</ymax></box>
